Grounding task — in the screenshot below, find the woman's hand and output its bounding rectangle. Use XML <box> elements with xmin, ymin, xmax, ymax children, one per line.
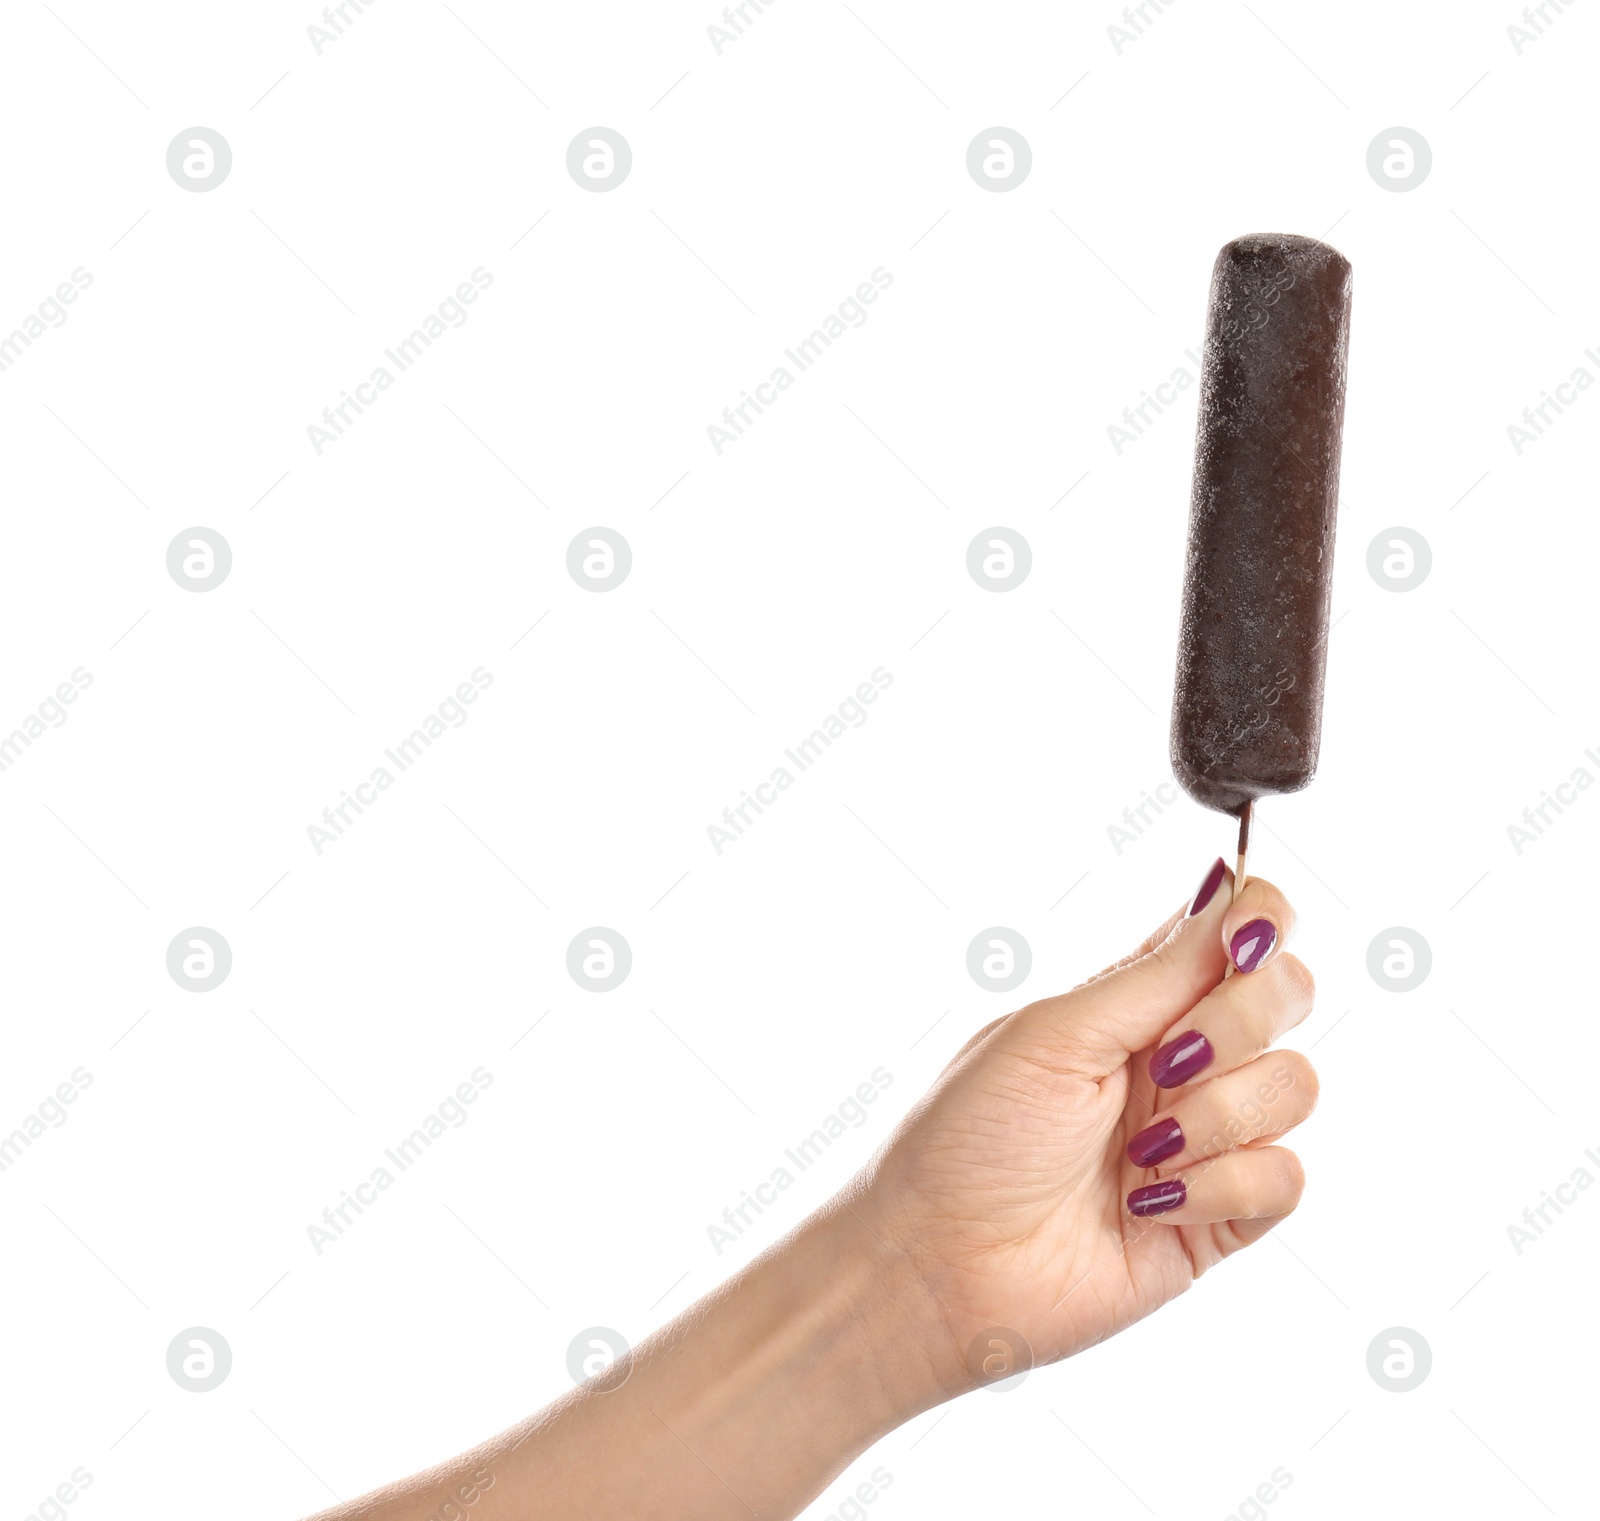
<box><xmin>307</xmin><ymin>861</ymin><xmax>1321</xmax><ymax>1521</ymax></box>
<box><xmin>851</xmin><ymin>860</ymin><xmax>1318</xmax><ymax>1394</ymax></box>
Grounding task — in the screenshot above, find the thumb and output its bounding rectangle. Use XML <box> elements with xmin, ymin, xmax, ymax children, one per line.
<box><xmin>1016</xmin><ymin>857</ymin><xmax>1232</xmax><ymax>1076</ymax></box>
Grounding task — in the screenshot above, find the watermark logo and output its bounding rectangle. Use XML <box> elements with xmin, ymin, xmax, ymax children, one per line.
<box><xmin>167</xmin><ymin>528</ymin><xmax>232</xmax><ymax>592</ymax></box>
<box><xmin>706</xmin><ymin>270</ymin><xmax>893</xmax><ymax>454</ymax></box>
<box><xmin>567</xmin><ymin>128</ymin><xmax>631</xmax><ymax>191</ymax></box>
<box><xmin>1107</xmin><ymin>781</ymin><xmax>1179</xmax><ymax>854</ymax></box>
<box><xmin>1508</xmin><ymin>2</ymin><xmax>1575</xmax><ymax>54</ymax></box>
<box><xmin>1366</xmin><ymin>527</ymin><xmax>1431</xmax><ymax>592</ymax></box>
<box><xmin>1506</xmin><ymin>747</ymin><xmax>1600</xmax><ymax>854</ymax></box>
<box><xmin>966</xmin><ymin>529</ymin><xmax>1031</xmax><ymax>592</ymax></box>
<box><xmin>707</xmin><ymin>0</ymin><xmax>780</xmax><ymax>54</ymax></box>
<box><xmin>1215</xmin><ymin>264</ymin><xmax>1297</xmax><ymax>347</ymax></box>
<box><xmin>167</xmin><ymin>1327</ymin><xmax>232</xmax><ymax>1391</ymax></box>
<box><xmin>1505</xmin><ymin>348</ymin><xmax>1600</xmax><ymax>454</ymax></box>
<box><xmin>307</xmin><ymin>271</ymin><xmax>494</xmax><ymax>454</ymax></box>
<box><xmin>816</xmin><ymin>1467</ymin><xmax>895</xmax><ymax>1520</ymax></box>
<box><xmin>0</xmin><ymin>1067</ymin><xmax>95</xmax><ymax>1175</ymax></box>
<box><xmin>966</xmin><ymin>128</ymin><xmax>1031</xmax><ymax>191</ymax></box>
<box><xmin>566</xmin><ymin>1327</ymin><xmax>632</xmax><ymax>1391</ymax></box>
<box><xmin>418</xmin><ymin>1468</ymin><xmax>495</xmax><ymax>1521</ymax></box>
<box><xmin>567</xmin><ymin>928</ymin><xmax>631</xmax><ymax>992</ymax></box>
<box><xmin>1366</xmin><ymin>128</ymin><xmax>1431</xmax><ymax>192</ymax></box>
<box><xmin>308</xmin><ymin>0</ymin><xmax>379</xmax><ymax>54</ymax></box>
<box><xmin>167</xmin><ymin>128</ymin><xmax>232</xmax><ymax>192</ymax></box>
<box><xmin>966</xmin><ymin>928</ymin><xmax>1031</xmax><ymax>993</ymax></box>
<box><xmin>306</xmin><ymin>1069</ymin><xmax>495</xmax><ymax>1254</ymax></box>
<box><xmin>1187</xmin><ymin>669</ymin><xmax>1299</xmax><ymax>776</ymax></box>
<box><xmin>1223</xmin><ymin>1467</ymin><xmax>1294</xmax><ymax>1521</ymax></box>
<box><xmin>307</xmin><ymin>669</ymin><xmax>494</xmax><ymax>854</ymax></box>
<box><xmin>707</xmin><ymin>1068</ymin><xmax>893</xmax><ymax>1254</ymax></box>
<box><xmin>167</xmin><ymin>928</ymin><xmax>232</xmax><ymax>992</ymax></box>
<box><xmin>567</xmin><ymin>529</ymin><xmax>631</xmax><ymax>592</ymax></box>
<box><xmin>0</xmin><ymin>667</ymin><xmax>94</xmax><ymax>774</ymax></box>
<box><xmin>1366</xmin><ymin>1326</ymin><xmax>1431</xmax><ymax>1391</ymax></box>
<box><xmin>966</xmin><ymin>1326</ymin><xmax>1032</xmax><ymax>1392</ymax></box>
<box><xmin>1506</xmin><ymin>1144</ymin><xmax>1600</xmax><ymax>1254</ymax></box>
<box><xmin>1106</xmin><ymin>349</ymin><xmax>1202</xmax><ymax>454</ymax></box>
<box><xmin>1107</xmin><ymin>0</ymin><xmax>1179</xmax><ymax>55</ymax></box>
<box><xmin>1366</xmin><ymin>927</ymin><xmax>1430</xmax><ymax>991</ymax></box>
<box><xmin>0</xmin><ymin>268</ymin><xmax>94</xmax><ymax>373</ymax></box>
<box><xmin>21</xmin><ymin>1467</ymin><xmax>94</xmax><ymax>1520</ymax></box>
<box><xmin>706</xmin><ymin>669</ymin><xmax>893</xmax><ymax>854</ymax></box>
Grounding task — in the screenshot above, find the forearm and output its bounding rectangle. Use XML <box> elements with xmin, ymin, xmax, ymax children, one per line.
<box><xmin>304</xmin><ymin>867</ymin><xmax>1318</xmax><ymax>1519</ymax></box>
<box><xmin>309</xmin><ymin>1202</ymin><xmax>950</xmax><ymax>1521</ymax></box>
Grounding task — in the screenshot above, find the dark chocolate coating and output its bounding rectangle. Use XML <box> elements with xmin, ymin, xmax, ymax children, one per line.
<box><xmin>1171</xmin><ymin>233</ymin><xmax>1353</xmax><ymax>818</ymax></box>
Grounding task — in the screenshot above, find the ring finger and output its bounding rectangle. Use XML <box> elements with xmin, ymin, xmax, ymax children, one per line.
<box><xmin>1125</xmin><ymin>1145</ymin><xmax>1305</xmax><ymax>1222</ymax></box>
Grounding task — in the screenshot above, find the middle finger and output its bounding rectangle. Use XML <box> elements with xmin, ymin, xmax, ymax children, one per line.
<box><xmin>1146</xmin><ymin>951</ymin><xmax>1315</xmax><ymax>1091</ymax></box>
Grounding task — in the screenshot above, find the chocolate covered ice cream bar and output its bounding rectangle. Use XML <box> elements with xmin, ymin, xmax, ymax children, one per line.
<box><xmin>1171</xmin><ymin>234</ymin><xmax>1353</xmax><ymax>851</ymax></box>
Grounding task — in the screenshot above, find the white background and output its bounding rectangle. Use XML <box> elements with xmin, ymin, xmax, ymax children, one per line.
<box><xmin>1</xmin><ymin>2</ymin><xmax>1594</xmax><ymax>1517</ymax></box>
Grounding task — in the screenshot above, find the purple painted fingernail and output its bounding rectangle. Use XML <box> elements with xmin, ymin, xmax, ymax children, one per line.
<box><xmin>1128</xmin><ymin>1178</ymin><xmax>1187</xmax><ymax>1217</ymax></box>
<box><xmin>1127</xmin><ymin>1116</ymin><xmax>1184</xmax><ymax>1168</ymax></box>
<box><xmin>1188</xmin><ymin>857</ymin><xmax>1227</xmax><ymax>916</ymax></box>
<box><xmin>1230</xmin><ymin>918</ymin><xmax>1277</xmax><ymax>973</ymax></box>
<box><xmin>1150</xmin><ymin>1031</ymin><xmax>1213</xmax><ymax>1088</ymax></box>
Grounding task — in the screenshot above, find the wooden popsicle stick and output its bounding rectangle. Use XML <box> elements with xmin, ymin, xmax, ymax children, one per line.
<box><xmin>1232</xmin><ymin>798</ymin><xmax>1252</xmax><ymax>904</ymax></box>
<box><xmin>1223</xmin><ymin>800</ymin><xmax>1253</xmax><ymax>979</ymax></box>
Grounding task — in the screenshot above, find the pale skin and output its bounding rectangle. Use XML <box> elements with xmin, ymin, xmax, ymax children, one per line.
<box><xmin>308</xmin><ymin>864</ymin><xmax>1317</xmax><ymax>1521</ymax></box>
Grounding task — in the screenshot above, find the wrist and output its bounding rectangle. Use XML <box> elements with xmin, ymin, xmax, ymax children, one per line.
<box><xmin>440</xmin><ymin>1197</ymin><xmax>964</xmax><ymax>1521</ymax></box>
<box><xmin>612</xmin><ymin>1198</ymin><xmax>954</xmax><ymax>1515</ymax></box>
<box><xmin>756</xmin><ymin>1199</ymin><xmax>954</xmax><ymax>1435</ymax></box>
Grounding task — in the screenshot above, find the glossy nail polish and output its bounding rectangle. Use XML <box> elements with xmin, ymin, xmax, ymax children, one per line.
<box><xmin>1230</xmin><ymin>918</ymin><xmax>1277</xmax><ymax>973</ymax></box>
<box><xmin>1128</xmin><ymin>1178</ymin><xmax>1187</xmax><ymax>1217</ymax></box>
<box><xmin>1150</xmin><ymin>1031</ymin><xmax>1213</xmax><ymax>1088</ymax></box>
<box><xmin>1127</xmin><ymin>1116</ymin><xmax>1184</xmax><ymax>1168</ymax></box>
<box><xmin>1188</xmin><ymin>857</ymin><xmax>1227</xmax><ymax>916</ymax></box>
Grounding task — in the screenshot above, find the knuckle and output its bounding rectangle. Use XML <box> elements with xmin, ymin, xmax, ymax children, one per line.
<box><xmin>1140</xmin><ymin>930</ymin><xmax>1187</xmax><ymax>985</ymax></box>
<box><xmin>939</xmin><ymin>1012</ymin><xmax>1014</xmax><ymax>1075</ymax></box>
<box><xmin>1188</xmin><ymin>1111</ymin><xmax>1237</xmax><ymax>1161</ymax></box>
<box><xmin>1137</xmin><ymin>913</ymin><xmax>1184</xmax><ymax>964</ymax></box>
